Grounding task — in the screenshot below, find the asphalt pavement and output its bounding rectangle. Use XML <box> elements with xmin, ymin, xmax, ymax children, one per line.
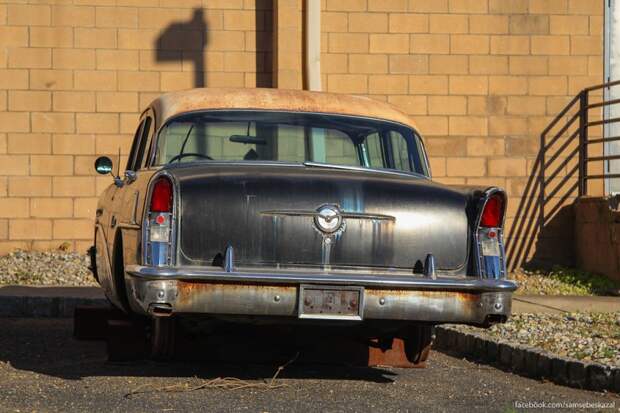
<box><xmin>0</xmin><ymin>318</ymin><xmax>617</xmax><ymax>412</ymax></box>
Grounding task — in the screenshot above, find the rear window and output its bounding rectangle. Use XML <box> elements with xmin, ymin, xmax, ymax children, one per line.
<box><xmin>153</xmin><ymin>110</ymin><xmax>429</xmax><ymax>176</ymax></box>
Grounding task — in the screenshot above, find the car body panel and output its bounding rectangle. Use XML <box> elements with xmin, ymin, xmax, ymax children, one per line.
<box><xmin>92</xmin><ymin>87</ymin><xmax>516</xmax><ymax>328</ymax></box>
<box><xmin>172</xmin><ymin>163</ymin><xmax>470</xmax><ymax>272</ymax></box>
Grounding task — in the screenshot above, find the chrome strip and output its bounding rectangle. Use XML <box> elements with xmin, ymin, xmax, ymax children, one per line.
<box><xmin>130</xmin><ymin>190</ymin><xmax>140</xmax><ymax>225</ymax></box>
<box><xmin>126</xmin><ymin>265</ymin><xmax>518</xmax><ymax>292</ymax></box>
<box><xmin>302</xmin><ymin>161</ymin><xmax>429</xmax><ymax>180</ymax></box>
<box><xmin>260</xmin><ymin>209</ymin><xmax>396</xmax><ymax>222</ymax></box>
<box><xmin>117</xmin><ymin>222</ymin><xmax>141</xmax><ymax>230</ymax></box>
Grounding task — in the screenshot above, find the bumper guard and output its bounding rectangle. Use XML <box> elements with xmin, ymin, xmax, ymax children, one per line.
<box><xmin>125</xmin><ymin>265</ymin><xmax>517</xmax><ymax>325</ymax></box>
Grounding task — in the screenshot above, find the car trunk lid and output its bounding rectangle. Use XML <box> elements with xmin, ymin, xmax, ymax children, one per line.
<box><xmin>170</xmin><ymin>163</ymin><xmax>470</xmax><ymax>273</ymax></box>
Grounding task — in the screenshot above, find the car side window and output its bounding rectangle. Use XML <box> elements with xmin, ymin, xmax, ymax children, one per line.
<box><xmin>126</xmin><ymin>119</ymin><xmax>145</xmax><ymax>172</ymax></box>
<box><xmin>136</xmin><ymin>116</ymin><xmax>153</xmax><ymax>169</ymax></box>
<box><xmin>143</xmin><ymin>115</ymin><xmax>157</xmax><ymax>168</ymax></box>
<box><xmin>321</xmin><ymin>129</ymin><xmax>359</xmax><ymax>166</ymax></box>
<box><xmin>364</xmin><ymin>132</ymin><xmax>385</xmax><ymax>169</ymax></box>
<box><xmin>388</xmin><ymin>131</ymin><xmax>413</xmax><ymax>172</ymax></box>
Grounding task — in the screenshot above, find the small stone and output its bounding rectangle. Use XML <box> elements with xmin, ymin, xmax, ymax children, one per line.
<box><xmin>0</xmin><ymin>250</ymin><xmax>96</xmax><ymax>287</ymax></box>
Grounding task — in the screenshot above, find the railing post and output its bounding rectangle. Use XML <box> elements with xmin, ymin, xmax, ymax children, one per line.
<box><xmin>578</xmin><ymin>90</ymin><xmax>589</xmax><ymax>196</ymax></box>
<box><xmin>539</xmin><ymin>132</ymin><xmax>546</xmax><ymax>233</ymax></box>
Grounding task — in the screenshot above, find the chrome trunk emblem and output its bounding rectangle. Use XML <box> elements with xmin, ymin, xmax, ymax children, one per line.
<box><xmin>314</xmin><ymin>204</ymin><xmax>344</xmax><ymax>234</ymax></box>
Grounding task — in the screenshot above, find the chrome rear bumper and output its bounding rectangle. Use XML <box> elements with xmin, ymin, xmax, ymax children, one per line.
<box><xmin>125</xmin><ymin>265</ymin><xmax>517</xmax><ymax>325</ymax></box>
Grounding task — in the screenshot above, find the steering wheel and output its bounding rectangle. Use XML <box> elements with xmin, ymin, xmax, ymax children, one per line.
<box><xmin>168</xmin><ymin>153</ymin><xmax>213</xmax><ymax>163</ymax></box>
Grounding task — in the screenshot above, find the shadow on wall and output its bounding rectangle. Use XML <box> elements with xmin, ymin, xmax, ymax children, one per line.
<box><xmin>155</xmin><ymin>4</ymin><xmax>274</xmax><ymax>89</ymax></box>
<box><xmin>153</xmin><ymin>4</ymin><xmax>274</xmax><ymax>155</ymax></box>
<box><xmin>506</xmin><ymin>94</ymin><xmax>603</xmax><ymax>271</ymax></box>
<box><xmin>156</xmin><ymin>9</ymin><xmax>208</xmax><ymax>88</ymax></box>
<box><xmin>256</xmin><ymin>0</ymin><xmax>274</xmax><ymax>88</ymax></box>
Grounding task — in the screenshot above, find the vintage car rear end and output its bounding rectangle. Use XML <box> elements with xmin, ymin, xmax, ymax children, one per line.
<box><xmin>93</xmin><ymin>88</ymin><xmax>517</xmax><ymax>359</ymax></box>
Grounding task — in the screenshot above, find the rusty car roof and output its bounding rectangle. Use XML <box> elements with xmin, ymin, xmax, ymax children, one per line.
<box><xmin>149</xmin><ymin>88</ymin><xmax>418</xmax><ymax>130</ymax></box>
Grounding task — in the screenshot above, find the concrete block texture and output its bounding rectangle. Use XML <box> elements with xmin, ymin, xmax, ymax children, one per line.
<box><xmin>0</xmin><ymin>0</ymin><xmax>605</xmax><ymax>266</ymax></box>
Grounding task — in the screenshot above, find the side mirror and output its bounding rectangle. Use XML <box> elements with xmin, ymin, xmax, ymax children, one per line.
<box><xmin>95</xmin><ymin>156</ymin><xmax>113</xmax><ymax>175</ymax></box>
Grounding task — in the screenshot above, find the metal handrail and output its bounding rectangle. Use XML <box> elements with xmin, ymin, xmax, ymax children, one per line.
<box><xmin>545</xmin><ymin>79</ymin><xmax>620</xmax><ymax>195</ymax></box>
<box><xmin>583</xmin><ymin>79</ymin><xmax>620</xmax><ymax>92</ymax></box>
<box><xmin>508</xmin><ymin>80</ymin><xmax>620</xmax><ymax>269</ymax></box>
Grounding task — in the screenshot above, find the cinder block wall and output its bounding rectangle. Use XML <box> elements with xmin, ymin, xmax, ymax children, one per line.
<box><xmin>0</xmin><ymin>0</ymin><xmax>606</xmax><ymax>269</ymax></box>
<box><xmin>0</xmin><ymin>0</ymin><xmax>273</xmax><ymax>253</ymax></box>
<box><xmin>320</xmin><ymin>0</ymin><xmax>604</xmax><ymax>268</ymax></box>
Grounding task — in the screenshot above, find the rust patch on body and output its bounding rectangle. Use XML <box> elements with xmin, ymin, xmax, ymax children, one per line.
<box><xmin>176</xmin><ymin>282</ymin><xmax>479</xmax><ymax>305</ymax></box>
<box><xmin>366</xmin><ymin>288</ymin><xmax>479</xmax><ymax>302</ymax></box>
<box><xmin>176</xmin><ymin>281</ymin><xmax>293</xmax><ymax>304</ymax></box>
<box><xmin>175</xmin><ymin>281</ymin><xmax>298</xmax><ymax>317</ymax></box>
<box><xmin>177</xmin><ymin>281</ymin><xmax>292</xmax><ymax>293</ymax></box>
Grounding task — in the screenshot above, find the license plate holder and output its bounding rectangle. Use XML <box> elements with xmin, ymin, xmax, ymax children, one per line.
<box><xmin>298</xmin><ymin>285</ymin><xmax>364</xmax><ymax>321</ymax></box>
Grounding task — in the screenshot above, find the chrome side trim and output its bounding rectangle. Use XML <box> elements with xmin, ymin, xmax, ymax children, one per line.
<box><xmin>126</xmin><ymin>265</ymin><xmax>518</xmax><ymax>292</ymax></box>
<box><xmin>260</xmin><ymin>209</ymin><xmax>396</xmax><ymax>222</ymax></box>
<box><xmin>302</xmin><ymin>161</ymin><xmax>429</xmax><ymax>180</ymax></box>
<box><xmin>117</xmin><ymin>222</ymin><xmax>141</xmax><ymax>230</ymax></box>
<box><xmin>130</xmin><ymin>190</ymin><xmax>140</xmax><ymax>225</ymax></box>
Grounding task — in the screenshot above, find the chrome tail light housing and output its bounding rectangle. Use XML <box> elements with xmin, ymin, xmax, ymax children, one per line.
<box><xmin>144</xmin><ymin>174</ymin><xmax>176</xmax><ymax>267</ymax></box>
<box><xmin>474</xmin><ymin>188</ymin><xmax>507</xmax><ymax>279</ymax></box>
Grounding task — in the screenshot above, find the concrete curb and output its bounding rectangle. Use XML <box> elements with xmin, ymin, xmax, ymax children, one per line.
<box><xmin>434</xmin><ymin>326</ymin><xmax>619</xmax><ymax>394</ymax></box>
<box><xmin>0</xmin><ymin>295</ymin><xmax>108</xmax><ymax>318</ymax></box>
<box><xmin>0</xmin><ymin>286</ymin><xmax>108</xmax><ymax>318</ymax></box>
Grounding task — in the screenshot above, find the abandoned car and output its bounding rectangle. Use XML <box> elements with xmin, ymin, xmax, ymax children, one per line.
<box><xmin>91</xmin><ymin>88</ymin><xmax>517</xmax><ymax>359</ymax></box>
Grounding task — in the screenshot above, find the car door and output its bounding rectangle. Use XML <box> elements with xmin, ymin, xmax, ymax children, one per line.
<box><xmin>115</xmin><ymin>112</ymin><xmax>158</xmax><ymax>268</ymax></box>
<box><xmin>106</xmin><ymin>118</ymin><xmax>146</xmax><ymax>256</ymax></box>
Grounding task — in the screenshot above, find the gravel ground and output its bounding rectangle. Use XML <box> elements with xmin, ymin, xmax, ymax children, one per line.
<box><xmin>448</xmin><ymin>312</ymin><xmax>620</xmax><ymax>368</ymax></box>
<box><xmin>0</xmin><ymin>250</ymin><xmax>97</xmax><ymax>287</ymax></box>
<box><xmin>513</xmin><ymin>268</ymin><xmax>620</xmax><ymax>296</ymax></box>
<box><xmin>0</xmin><ymin>318</ymin><xmax>616</xmax><ymax>413</ymax></box>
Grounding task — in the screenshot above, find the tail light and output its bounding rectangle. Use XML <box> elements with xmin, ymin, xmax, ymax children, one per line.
<box><xmin>480</xmin><ymin>194</ymin><xmax>503</xmax><ymax>228</ymax></box>
<box><xmin>145</xmin><ymin>176</ymin><xmax>175</xmax><ymax>267</ymax></box>
<box><xmin>150</xmin><ymin>178</ymin><xmax>172</xmax><ymax>212</ymax></box>
<box><xmin>475</xmin><ymin>191</ymin><xmax>506</xmax><ymax>279</ymax></box>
